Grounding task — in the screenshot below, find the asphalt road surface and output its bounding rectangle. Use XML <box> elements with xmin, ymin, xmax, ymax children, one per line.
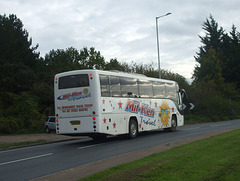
<box><xmin>0</xmin><ymin>119</ymin><xmax>240</xmax><ymax>181</ymax></box>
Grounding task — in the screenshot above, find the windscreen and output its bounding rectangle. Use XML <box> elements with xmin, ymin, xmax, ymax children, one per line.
<box><xmin>59</xmin><ymin>74</ymin><xmax>89</xmax><ymax>89</ymax></box>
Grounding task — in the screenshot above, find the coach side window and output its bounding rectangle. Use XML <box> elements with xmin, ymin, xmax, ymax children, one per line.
<box><xmin>110</xmin><ymin>76</ymin><xmax>121</xmax><ymax>97</ymax></box>
<box><xmin>99</xmin><ymin>75</ymin><xmax>110</xmax><ymax>97</ymax></box>
<box><xmin>120</xmin><ymin>77</ymin><xmax>138</xmax><ymax>97</ymax></box>
<box><xmin>153</xmin><ymin>82</ymin><xmax>166</xmax><ymax>98</ymax></box>
<box><xmin>139</xmin><ymin>80</ymin><xmax>153</xmax><ymax>98</ymax></box>
<box><xmin>166</xmin><ymin>83</ymin><xmax>177</xmax><ymax>101</ymax></box>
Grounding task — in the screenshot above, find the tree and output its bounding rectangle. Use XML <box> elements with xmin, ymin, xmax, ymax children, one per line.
<box><xmin>105</xmin><ymin>58</ymin><xmax>121</xmax><ymax>70</ymax></box>
<box><xmin>45</xmin><ymin>47</ymin><xmax>81</xmax><ymax>73</ymax></box>
<box><xmin>105</xmin><ymin>58</ymin><xmax>131</xmax><ymax>72</ymax></box>
<box><xmin>193</xmin><ymin>15</ymin><xmax>225</xmax><ymax>82</ymax></box>
<box><xmin>190</xmin><ymin>15</ymin><xmax>240</xmax><ymax>122</ymax></box>
<box><xmin>0</xmin><ymin>14</ymin><xmax>40</xmax><ymax>93</ymax></box>
<box><xmin>193</xmin><ymin>47</ymin><xmax>224</xmax><ymax>84</ymax></box>
<box><xmin>0</xmin><ymin>14</ymin><xmax>39</xmax><ymax>66</ymax></box>
<box><xmin>193</xmin><ymin>14</ymin><xmax>240</xmax><ymax>89</ymax></box>
<box><xmin>221</xmin><ymin>25</ymin><xmax>240</xmax><ymax>88</ymax></box>
<box><xmin>79</xmin><ymin>47</ymin><xmax>105</xmax><ymax>69</ymax></box>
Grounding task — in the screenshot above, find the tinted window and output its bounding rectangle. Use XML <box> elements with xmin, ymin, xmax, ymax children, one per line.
<box><xmin>110</xmin><ymin>76</ymin><xmax>121</xmax><ymax>97</ymax></box>
<box><xmin>59</xmin><ymin>74</ymin><xmax>89</xmax><ymax>89</ymax></box>
<box><xmin>153</xmin><ymin>82</ymin><xmax>166</xmax><ymax>98</ymax></box>
<box><xmin>49</xmin><ymin>117</ymin><xmax>55</xmax><ymax>123</ymax></box>
<box><xmin>100</xmin><ymin>75</ymin><xmax>110</xmax><ymax>97</ymax></box>
<box><xmin>120</xmin><ymin>77</ymin><xmax>138</xmax><ymax>97</ymax></box>
<box><xmin>166</xmin><ymin>83</ymin><xmax>177</xmax><ymax>101</ymax></box>
<box><xmin>139</xmin><ymin>80</ymin><xmax>153</xmax><ymax>98</ymax></box>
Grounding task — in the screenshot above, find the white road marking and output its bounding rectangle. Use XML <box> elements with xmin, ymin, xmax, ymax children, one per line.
<box><xmin>0</xmin><ymin>143</ymin><xmax>57</xmax><ymax>154</ymax></box>
<box><xmin>210</xmin><ymin>123</ymin><xmax>231</xmax><ymax>127</ymax></box>
<box><xmin>77</xmin><ymin>145</ymin><xmax>97</xmax><ymax>150</ymax></box>
<box><xmin>0</xmin><ymin>153</ymin><xmax>53</xmax><ymax>166</ymax></box>
<box><xmin>77</xmin><ymin>143</ymin><xmax>106</xmax><ymax>150</ymax></box>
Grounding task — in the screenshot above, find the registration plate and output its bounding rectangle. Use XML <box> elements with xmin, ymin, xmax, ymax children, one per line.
<box><xmin>70</xmin><ymin>121</ymin><xmax>81</xmax><ymax>125</ymax></box>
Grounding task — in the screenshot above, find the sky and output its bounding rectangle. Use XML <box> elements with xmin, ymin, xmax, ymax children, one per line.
<box><xmin>1</xmin><ymin>0</ymin><xmax>240</xmax><ymax>80</ymax></box>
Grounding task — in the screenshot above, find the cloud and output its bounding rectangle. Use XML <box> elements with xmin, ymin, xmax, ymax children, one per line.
<box><xmin>1</xmin><ymin>0</ymin><xmax>240</xmax><ymax>80</ymax></box>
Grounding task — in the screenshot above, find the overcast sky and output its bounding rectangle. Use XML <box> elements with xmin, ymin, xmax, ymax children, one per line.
<box><xmin>1</xmin><ymin>0</ymin><xmax>239</xmax><ymax>79</ymax></box>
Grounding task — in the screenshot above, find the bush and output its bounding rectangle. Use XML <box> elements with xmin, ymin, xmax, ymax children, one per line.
<box><xmin>6</xmin><ymin>92</ymin><xmax>40</xmax><ymax>128</ymax></box>
<box><xmin>188</xmin><ymin>80</ymin><xmax>240</xmax><ymax>122</ymax></box>
<box><xmin>0</xmin><ymin>118</ymin><xmax>19</xmax><ymax>134</ymax></box>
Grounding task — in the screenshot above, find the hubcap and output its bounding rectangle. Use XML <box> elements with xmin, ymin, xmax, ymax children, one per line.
<box><xmin>131</xmin><ymin>124</ymin><xmax>136</xmax><ymax>136</ymax></box>
<box><xmin>172</xmin><ymin>119</ymin><xmax>176</xmax><ymax>130</ymax></box>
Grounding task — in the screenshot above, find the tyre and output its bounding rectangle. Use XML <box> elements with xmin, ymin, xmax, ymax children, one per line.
<box><xmin>129</xmin><ymin>119</ymin><xmax>138</xmax><ymax>139</ymax></box>
<box><xmin>46</xmin><ymin>126</ymin><xmax>51</xmax><ymax>133</ymax></box>
<box><xmin>169</xmin><ymin>116</ymin><xmax>177</xmax><ymax>132</ymax></box>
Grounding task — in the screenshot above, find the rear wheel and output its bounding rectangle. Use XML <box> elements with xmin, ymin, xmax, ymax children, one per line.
<box><xmin>129</xmin><ymin>119</ymin><xmax>138</xmax><ymax>139</ymax></box>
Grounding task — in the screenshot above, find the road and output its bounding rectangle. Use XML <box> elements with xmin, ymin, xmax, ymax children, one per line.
<box><xmin>0</xmin><ymin>119</ymin><xmax>240</xmax><ymax>181</ymax></box>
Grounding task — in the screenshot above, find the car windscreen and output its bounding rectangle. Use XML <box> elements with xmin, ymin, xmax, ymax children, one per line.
<box><xmin>59</xmin><ymin>74</ymin><xmax>89</xmax><ymax>89</ymax></box>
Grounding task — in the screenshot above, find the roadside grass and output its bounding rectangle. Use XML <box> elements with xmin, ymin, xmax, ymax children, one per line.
<box><xmin>80</xmin><ymin>129</ymin><xmax>240</xmax><ymax>181</ymax></box>
<box><xmin>0</xmin><ymin>140</ymin><xmax>47</xmax><ymax>150</ymax></box>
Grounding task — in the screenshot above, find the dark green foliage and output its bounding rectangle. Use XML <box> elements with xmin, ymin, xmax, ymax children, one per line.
<box><xmin>0</xmin><ymin>118</ymin><xmax>19</xmax><ymax>134</ymax></box>
<box><xmin>105</xmin><ymin>58</ymin><xmax>129</xmax><ymax>71</ymax></box>
<box><xmin>79</xmin><ymin>47</ymin><xmax>105</xmax><ymax>69</ymax></box>
<box><xmin>0</xmin><ymin>14</ymin><xmax>44</xmax><ymax>133</ymax></box>
<box><xmin>0</xmin><ymin>14</ymin><xmax>39</xmax><ymax>66</ymax></box>
<box><xmin>193</xmin><ymin>15</ymin><xmax>240</xmax><ymax>88</ymax></box>
<box><xmin>190</xmin><ymin>14</ymin><xmax>240</xmax><ymax>122</ymax></box>
<box><xmin>0</xmin><ymin>14</ymin><xmax>39</xmax><ymax>94</ymax></box>
<box><xmin>0</xmin><ymin>92</ymin><xmax>44</xmax><ymax>133</ymax></box>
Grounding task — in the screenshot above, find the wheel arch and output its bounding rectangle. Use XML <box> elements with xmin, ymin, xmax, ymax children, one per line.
<box><xmin>128</xmin><ymin>116</ymin><xmax>138</xmax><ymax>130</ymax></box>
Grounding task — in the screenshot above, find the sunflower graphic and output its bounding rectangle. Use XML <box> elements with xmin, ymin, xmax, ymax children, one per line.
<box><xmin>159</xmin><ymin>101</ymin><xmax>170</xmax><ymax>126</ymax></box>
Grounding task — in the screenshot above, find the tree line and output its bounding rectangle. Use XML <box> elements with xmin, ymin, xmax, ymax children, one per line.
<box><xmin>0</xmin><ymin>14</ymin><xmax>240</xmax><ymax>134</ymax></box>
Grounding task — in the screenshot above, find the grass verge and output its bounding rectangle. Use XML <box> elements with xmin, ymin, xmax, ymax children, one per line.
<box><xmin>80</xmin><ymin>129</ymin><xmax>240</xmax><ymax>181</ymax></box>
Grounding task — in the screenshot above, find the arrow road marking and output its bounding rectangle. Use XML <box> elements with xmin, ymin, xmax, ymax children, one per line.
<box><xmin>0</xmin><ymin>153</ymin><xmax>53</xmax><ymax>166</ymax></box>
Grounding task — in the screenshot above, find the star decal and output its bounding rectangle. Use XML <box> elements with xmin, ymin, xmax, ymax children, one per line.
<box><xmin>113</xmin><ymin>122</ymin><xmax>116</xmax><ymax>128</ymax></box>
<box><xmin>102</xmin><ymin>99</ymin><xmax>105</xmax><ymax>104</ymax></box>
<box><xmin>103</xmin><ymin>118</ymin><xmax>106</xmax><ymax>123</ymax></box>
<box><xmin>155</xmin><ymin>102</ymin><xmax>158</xmax><ymax>107</ymax></box>
<box><xmin>118</xmin><ymin>101</ymin><xmax>123</xmax><ymax>109</ymax></box>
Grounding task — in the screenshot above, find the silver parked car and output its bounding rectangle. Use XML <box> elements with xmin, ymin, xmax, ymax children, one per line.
<box><xmin>45</xmin><ymin>116</ymin><xmax>56</xmax><ymax>133</ymax></box>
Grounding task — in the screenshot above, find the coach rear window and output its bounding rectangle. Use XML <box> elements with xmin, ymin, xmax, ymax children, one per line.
<box><xmin>59</xmin><ymin>74</ymin><xmax>89</xmax><ymax>89</ymax></box>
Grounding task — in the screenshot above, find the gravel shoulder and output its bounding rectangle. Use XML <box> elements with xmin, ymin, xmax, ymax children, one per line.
<box><xmin>0</xmin><ymin>133</ymin><xmax>85</xmax><ymax>150</ymax></box>
<box><xmin>0</xmin><ymin>133</ymin><xmax>82</xmax><ymax>143</ymax></box>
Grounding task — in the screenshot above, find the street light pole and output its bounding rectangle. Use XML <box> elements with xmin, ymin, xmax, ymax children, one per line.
<box><xmin>156</xmin><ymin>13</ymin><xmax>171</xmax><ymax>79</ymax></box>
